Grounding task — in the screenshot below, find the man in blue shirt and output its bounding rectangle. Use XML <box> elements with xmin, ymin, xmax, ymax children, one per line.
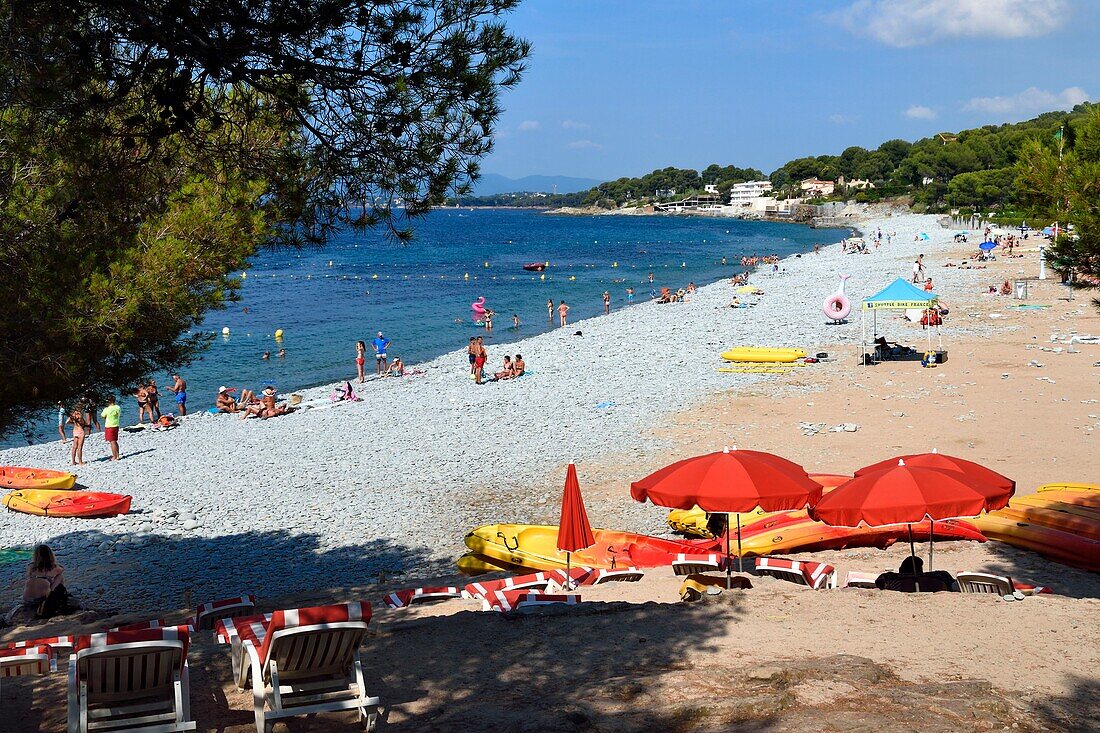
<box><xmin>372</xmin><ymin>331</ymin><xmax>391</xmax><ymax>376</ymax></box>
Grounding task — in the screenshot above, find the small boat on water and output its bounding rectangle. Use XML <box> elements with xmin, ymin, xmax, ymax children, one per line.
<box><xmin>522</xmin><ymin>262</ymin><xmax>548</xmax><ymax>272</ymax></box>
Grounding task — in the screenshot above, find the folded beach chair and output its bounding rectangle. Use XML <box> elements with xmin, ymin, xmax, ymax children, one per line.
<box><xmin>68</xmin><ymin>626</ymin><xmax>195</xmax><ymax>733</ymax></box>
<box><xmin>679</xmin><ymin>574</ymin><xmax>752</xmax><ymax>602</ymax></box>
<box><xmin>187</xmin><ymin>595</ymin><xmax>257</xmax><ymax>630</ymax></box>
<box><xmin>671</xmin><ymin>553</ymin><xmax>726</xmax><ymax>576</ymax></box>
<box><xmin>754</xmin><ymin>557</ymin><xmax>837</xmax><ymax>589</ymax></box>
<box><xmin>1011</xmin><ymin>582</ymin><xmax>1054</xmax><ymax>596</ymax></box>
<box><xmin>382</xmin><ymin>586</ymin><xmax>462</xmax><ymax>609</ymax></box>
<box><xmin>4</xmin><ymin>634</ymin><xmax>74</xmax><ymax>654</ymax></box>
<box><xmin>480</xmin><ymin>590</ymin><xmax>582</xmax><ymax>613</ymax></box>
<box><xmin>462</xmin><ymin>572</ymin><xmax>553</xmax><ymax>600</ymax></box>
<box><xmin>548</xmin><ymin>566</ymin><xmax>644</xmax><ymax>590</ymax></box>
<box><xmin>956</xmin><ymin>572</ymin><xmax>1014</xmax><ymax>596</ymax></box>
<box><xmin>1</xmin><ymin>644</ymin><xmax>55</xmax><ymax>710</ymax></box>
<box><xmin>843</xmin><ymin>571</ymin><xmax>882</xmax><ymax>589</ymax></box>
<box><xmin>230</xmin><ymin>601</ymin><xmax>378</xmax><ymax>733</ymax></box>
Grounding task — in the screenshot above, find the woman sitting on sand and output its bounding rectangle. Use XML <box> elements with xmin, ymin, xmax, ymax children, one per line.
<box><xmin>513</xmin><ymin>354</ymin><xmax>525</xmax><ymax>377</ymax></box>
<box><xmin>388</xmin><ymin>357</ymin><xmax>405</xmax><ymax>377</ymax></box>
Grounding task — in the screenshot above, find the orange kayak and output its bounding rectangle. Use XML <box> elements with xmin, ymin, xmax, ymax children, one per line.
<box><xmin>3</xmin><ymin>489</ymin><xmax>131</xmax><ymax>518</ymax></box>
<box><xmin>0</xmin><ymin>466</ymin><xmax>76</xmax><ymax>491</ymax></box>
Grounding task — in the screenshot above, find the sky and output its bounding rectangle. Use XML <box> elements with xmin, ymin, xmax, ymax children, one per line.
<box><xmin>482</xmin><ymin>0</ymin><xmax>1097</xmax><ymax>181</ymax></box>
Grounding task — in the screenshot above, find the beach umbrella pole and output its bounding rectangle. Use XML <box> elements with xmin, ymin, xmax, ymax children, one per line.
<box><xmin>725</xmin><ymin>512</ymin><xmax>732</xmax><ymax>589</ymax></box>
<box><xmin>906</xmin><ymin>523</ymin><xmax>916</xmax><ymax>566</ymax></box>
<box><xmin>736</xmin><ymin>513</ymin><xmax>743</xmax><ymax>574</ymax></box>
<box><xmin>928</xmin><ymin>518</ymin><xmax>934</xmax><ymax>570</ymax></box>
<box><xmin>565</xmin><ymin>551</ymin><xmax>572</xmax><ymax>591</ymax></box>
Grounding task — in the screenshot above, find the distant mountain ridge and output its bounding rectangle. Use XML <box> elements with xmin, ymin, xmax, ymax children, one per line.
<box><xmin>471</xmin><ymin>173</ymin><xmax>603</xmax><ymax>196</ymax></box>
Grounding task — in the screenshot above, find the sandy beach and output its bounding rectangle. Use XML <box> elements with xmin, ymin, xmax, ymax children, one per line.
<box><xmin>3</xmin><ymin>211</ymin><xmax>1099</xmax><ymax>731</ymax></box>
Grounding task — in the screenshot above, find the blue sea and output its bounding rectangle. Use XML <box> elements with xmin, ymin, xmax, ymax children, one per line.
<box><xmin>9</xmin><ymin>210</ymin><xmax>848</xmax><ymax>446</ymax></box>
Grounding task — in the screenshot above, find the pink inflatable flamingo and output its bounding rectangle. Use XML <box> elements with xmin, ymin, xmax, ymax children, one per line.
<box><xmin>471</xmin><ymin>296</ymin><xmax>488</xmax><ymax>320</ymax></box>
<box><xmin>823</xmin><ymin>274</ymin><xmax>851</xmax><ymax>322</ymax></box>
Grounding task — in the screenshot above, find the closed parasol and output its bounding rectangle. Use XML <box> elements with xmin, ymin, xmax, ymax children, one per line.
<box><xmin>557</xmin><ymin>462</ymin><xmax>595</xmax><ymax>590</ymax></box>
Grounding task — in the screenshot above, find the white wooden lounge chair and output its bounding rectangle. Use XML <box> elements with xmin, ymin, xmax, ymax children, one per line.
<box><xmin>956</xmin><ymin>572</ymin><xmax>1014</xmax><ymax>596</ymax></box>
<box><xmin>671</xmin><ymin>553</ymin><xmax>726</xmax><ymax>576</ymax></box>
<box><xmin>187</xmin><ymin>595</ymin><xmax>256</xmax><ymax>630</ymax></box>
<box><xmin>1</xmin><ymin>644</ymin><xmax>54</xmax><ymax>711</ymax></box>
<box><xmin>67</xmin><ymin>626</ymin><xmax>195</xmax><ymax>733</ymax></box>
<box><xmin>231</xmin><ymin>601</ymin><xmax>379</xmax><ymax>732</ymax></box>
<box><xmin>755</xmin><ymin>557</ymin><xmax>837</xmax><ymax>589</ymax></box>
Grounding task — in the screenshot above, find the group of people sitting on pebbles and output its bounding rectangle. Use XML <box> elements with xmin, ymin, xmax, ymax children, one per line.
<box><xmin>215</xmin><ymin>384</ymin><xmax>293</xmax><ymax>419</ymax></box>
<box><xmin>657</xmin><ymin>282</ymin><xmax>696</xmax><ymax>304</ymax></box>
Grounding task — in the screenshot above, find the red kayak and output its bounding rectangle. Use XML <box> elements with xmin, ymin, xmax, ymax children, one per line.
<box><xmin>3</xmin><ymin>489</ymin><xmax>132</xmax><ymax>518</ymax></box>
<box><xmin>522</xmin><ymin>262</ymin><xmax>547</xmax><ymax>272</ymax></box>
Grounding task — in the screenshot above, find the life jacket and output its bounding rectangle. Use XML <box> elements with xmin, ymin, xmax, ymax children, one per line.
<box><xmin>920</xmin><ymin>309</ymin><xmax>942</xmax><ymax>327</ymax></box>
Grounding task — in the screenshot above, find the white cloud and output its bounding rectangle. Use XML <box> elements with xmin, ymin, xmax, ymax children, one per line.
<box><xmin>837</xmin><ymin>0</ymin><xmax>1066</xmax><ymax>47</ymax></box>
<box><xmin>963</xmin><ymin>86</ymin><xmax>1088</xmax><ymax>116</ymax></box>
<box><xmin>517</xmin><ymin>120</ymin><xmax>540</xmax><ymax>131</ymax></box>
<box><xmin>562</xmin><ymin>120</ymin><xmax>590</xmax><ymax>130</ymax></box>
<box><xmin>566</xmin><ymin>139</ymin><xmax>603</xmax><ymax>151</ymax></box>
<box><xmin>904</xmin><ymin>104</ymin><xmax>937</xmax><ymax>120</ymax></box>
<box><xmin>829</xmin><ymin>113</ymin><xmax>858</xmax><ymax>125</ymax></box>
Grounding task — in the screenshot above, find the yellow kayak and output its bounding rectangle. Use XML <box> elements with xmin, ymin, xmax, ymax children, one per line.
<box><xmin>1009</xmin><ymin>493</ymin><xmax>1100</xmax><ymax>522</ymax></box>
<box><xmin>456</xmin><ymin>552</ymin><xmax>531</xmax><ymax>576</ymax></box>
<box><xmin>1037</xmin><ymin>482</ymin><xmax>1100</xmax><ymax>494</ymax></box>
<box><xmin>720</xmin><ymin>347</ymin><xmax>806</xmax><ymax>363</ymax></box>
<box><xmin>464</xmin><ymin>524</ymin><xmax>717</xmax><ymax>572</ymax></box>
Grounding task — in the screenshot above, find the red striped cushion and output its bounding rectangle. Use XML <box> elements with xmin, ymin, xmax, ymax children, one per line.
<box><xmin>382</xmin><ymin>587</ymin><xmax>462</xmax><ymax>609</ymax></box>
<box><xmin>258</xmin><ymin>602</ymin><xmax>370</xmax><ymax>663</ymax></box>
<box><xmin>73</xmin><ymin>627</ymin><xmax>190</xmax><ymax>670</ymax></box>
<box><xmin>755</xmin><ymin>557</ymin><xmax>836</xmax><ymax>589</ymax></box>
<box><xmin>188</xmin><ymin>594</ymin><xmax>256</xmax><ymax>627</ymax></box>
<box><xmin>672</xmin><ymin>553</ymin><xmax>726</xmax><ymax>569</ymax></box>
<box><xmin>0</xmin><ymin>644</ymin><xmax>52</xmax><ymax>676</ymax></box>
<box><xmin>463</xmin><ymin>571</ymin><xmax>553</xmax><ymax>599</ymax></box>
<box><xmin>3</xmin><ymin>635</ymin><xmax>72</xmax><ymax>651</ymax></box>
<box><xmin>482</xmin><ymin>590</ymin><xmax>581</xmax><ymax>612</ymax></box>
<box><xmin>549</xmin><ymin>566</ymin><xmax>598</xmax><ymax>588</ymax></box>
<box><xmin>213</xmin><ymin>613</ymin><xmax>272</xmax><ymax>645</ymax></box>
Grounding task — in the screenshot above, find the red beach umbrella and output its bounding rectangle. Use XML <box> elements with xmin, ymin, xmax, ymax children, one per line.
<box><xmin>557</xmin><ymin>462</ymin><xmax>595</xmax><ymax>589</ymax></box>
<box><xmin>809</xmin><ymin>459</ymin><xmax>1012</xmax><ymax>570</ymax></box>
<box><xmin>630</xmin><ymin>446</ymin><xmax>823</xmax><ymax>583</ymax></box>
<box><xmin>854</xmin><ymin>450</ymin><xmax>1014</xmax><ymax>507</ymax></box>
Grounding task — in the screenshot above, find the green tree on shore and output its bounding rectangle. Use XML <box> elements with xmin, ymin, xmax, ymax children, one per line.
<box><xmin>0</xmin><ymin>0</ymin><xmax>528</xmax><ymax>437</ymax></box>
<box><xmin>1017</xmin><ymin>106</ymin><xmax>1100</xmax><ymax>305</ymax></box>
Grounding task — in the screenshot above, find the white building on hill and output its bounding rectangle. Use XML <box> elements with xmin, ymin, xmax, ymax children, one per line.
<box><xmin>729</xmin><ymin>180</ymin><xmax>773</xmax><ymax>205</ymax></box>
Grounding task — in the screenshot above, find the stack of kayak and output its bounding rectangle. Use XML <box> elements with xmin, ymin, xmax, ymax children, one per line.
<box><xmin>459</xmin><ymin>524</ymin><xmax>721</xmax><ymax>574</ymax></box>
<box><xmin>718</xmin><ymin>346</ymin><xmax>808</xmax><ymax>374</ymax></box>
<box><xmin>0</xmin><ymin>465</ymin><xmax>131</xmax><ymax>518</ymax></box>
<box><xmin>665</xmin><ymin>473</ymin><xmax>987</xmax><ymax>555</ymax></box>
<box><xmin>969</xmin><ymin>483</ymin><xmax>1100</xmax><ymax>572</ymax></box>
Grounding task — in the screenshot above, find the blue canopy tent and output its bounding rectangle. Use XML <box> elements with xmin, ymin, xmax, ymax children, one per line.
<box><xmin>861</xmin><ymin>278</ymin><xmax>942</xmax><ymax>363</ymax></box>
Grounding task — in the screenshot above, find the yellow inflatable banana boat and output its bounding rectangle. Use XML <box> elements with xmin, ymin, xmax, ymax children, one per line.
<box><xmin>720</xmin><ymin>347</ymin><xmax>807</xmax><ymax>363</ymax></box>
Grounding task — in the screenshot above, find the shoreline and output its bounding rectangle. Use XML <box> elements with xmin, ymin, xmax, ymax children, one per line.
<box><xmin>0</xmin><ymin>212</ymin><xmax>1023</xmax><ymax>613</ymax></box>
<box><xmin>7</xmin><ymin>213</ymin><xmax>848</xmax><ymax>449</ymax></box>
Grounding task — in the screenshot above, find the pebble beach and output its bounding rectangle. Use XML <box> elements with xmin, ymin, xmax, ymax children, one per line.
<box><xmin>0</xmin><ymin>212</ymin><xmax>1021</xmax><ymax>613</ymax></box>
